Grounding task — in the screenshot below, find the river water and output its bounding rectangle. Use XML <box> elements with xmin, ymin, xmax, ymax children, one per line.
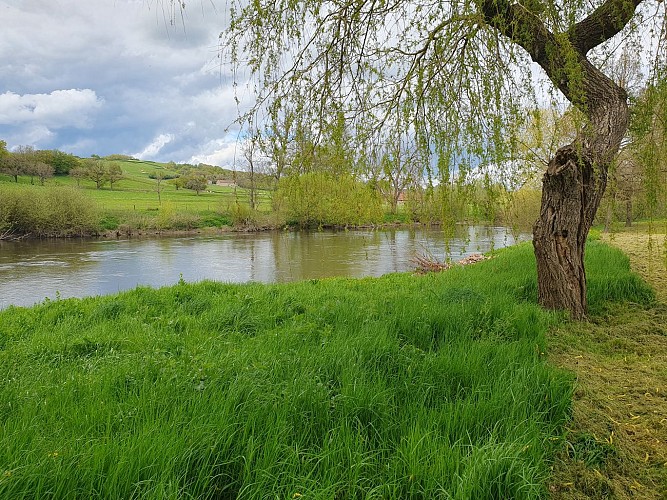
<box><xmin>0</xmin><ymin>226</ymin><xmax>529</xmax><ymax>309</ymax></box>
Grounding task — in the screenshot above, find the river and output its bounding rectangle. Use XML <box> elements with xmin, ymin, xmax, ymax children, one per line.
<box><xmin>0</xmin><ymin>226</ymin><xmax>529</xmax><ymax>309</ymax></box>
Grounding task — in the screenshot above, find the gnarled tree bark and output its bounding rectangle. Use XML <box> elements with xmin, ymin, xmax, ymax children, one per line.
<box><xmin>478</xmin><ymin>0</ymin><xmax>642</xmax><ymax>319</ymax></box>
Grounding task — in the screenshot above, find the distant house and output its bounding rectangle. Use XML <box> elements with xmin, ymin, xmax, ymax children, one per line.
<box><xmin>397</xmin><ymin>191</ymin><xmax>407</xmax><ymax>205</ymax></box>
<box><xmin>215</xmin><ymin>179</ymin><xmax>237</xmax><ymax>188</ymax></box>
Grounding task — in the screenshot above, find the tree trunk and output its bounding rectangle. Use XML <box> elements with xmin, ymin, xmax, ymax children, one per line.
<box><xmin>476</xmin><ymin>0</ymin><xmax>642</xmax><ymax>318</ymax></box>
<box><xmin>603</xmin><ymin>193</ymin><xmax>614</xmax><ymax>233</ymax></box>
<box><xmin>533</xmin><ymin>147</ymin><xmax>608</xmax><ymax>320</ymax></box>
<box><xmin>533</xmin><ymin>75</ymin><xmax>629</xmax><ymax>320</ymax></box>
<box><xmin>625</xmin><ymin>198</ymin><xmax>633</xmax><ymax>227</ymax></box>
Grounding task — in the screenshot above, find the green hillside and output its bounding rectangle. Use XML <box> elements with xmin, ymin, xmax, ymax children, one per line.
<box><xmin>0</xmin><ymin>157</ymin><xmax>273</xmax><ymax>235</ymax></box>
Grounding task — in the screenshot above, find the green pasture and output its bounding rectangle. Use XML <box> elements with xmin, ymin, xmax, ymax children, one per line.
<box><xmin>1</xmin><ymin>159</ymin><xmax>273</xmax><ymax>232</ymax></box>
<box><xmin>0</xmin><ymin>240</ymin><xmax>654</xmax><ymax>498</ymax></box>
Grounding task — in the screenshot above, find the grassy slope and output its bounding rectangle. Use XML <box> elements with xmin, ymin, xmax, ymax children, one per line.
<box><xmin>1</xmin><ymin>159</ymin><xmax>271</xmax><ymax>231</ymax></box>
<box><xmin>59</xmin><ymin>160</ymin><xmax>264</xmax><ymax>211</ymax></box>
<box><xmin>0</xmin><ymin>241</ymin><xmax>653</xmax><ymax>499</ymax></box>
<box><xmin>548</xmin><ymin>223</ymin><xmax>667</xmax><ymax>499</ymax></box>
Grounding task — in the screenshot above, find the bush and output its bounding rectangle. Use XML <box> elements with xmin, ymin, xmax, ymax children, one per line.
<box><xmin>276</xmin><ymin>172</ymin><xmax>384</xmax><ymax>227</ymax></box>
<box><xmin>0</xmin><ymin>184</ymin><xmax>99</xmax><ymax>237</ymax></box>
<box><xmin>200</xmin><ymin>212</ymin><xmax>232</xmax><ymax>228</ymax></box>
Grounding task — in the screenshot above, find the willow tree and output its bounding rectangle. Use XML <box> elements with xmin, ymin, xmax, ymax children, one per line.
<box><xmin>223</xmin><ymin>0</ymin><xmax>665</xmax><ymax>318</ymax></box>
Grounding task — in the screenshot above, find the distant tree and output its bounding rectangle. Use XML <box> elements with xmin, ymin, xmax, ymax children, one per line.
<box><xmin>35</xmin><ymin>150</ymin><xmax>80</xmax><ymax>175</ymax></box>
<box><xmin>107</xmin><ymin>163</ymin><xmax>124</xmax><ymax>190</ymax></box>
<box><xmin>170</xmin><ymin>176</ymin><xmax>186</xmax><ymax>190</ymax></box>
<box><xmin>33</xmin><ymin>162</ymin><xmax>55</xmax><ymax>186</ymax></box>
<box><xmin>154</xmin><ymin>170</ymin><xmax>165</xmax><ymax>204</ymax></box>
<box><xmin>1</xmin><ymin>145</ymin><xmax>35</xmax><ymax>183</ymax></box>
<box><xmin>104</xmin><ymin>154</ymin><xmax>135</xmax><ymax>161</ymax></box>
<box><xmin>367</xmin><ymin>122</ymin><xmax>426</xmax><ymax>214</ymax></box>
<box><xmin>185</xmin><ymin>174</ymin><xmax>208</xmax><ymax>195</ymax></box>
<box><xmin>0</xmin><ymin>154</ymin><xmax>24</xmax><ymax>182</ymax></box>
<box><xmin>515</xmin><ymin>109</ymin><xmax>578</xmax><ymax>187</ymax></box>
<box><xmin>243</xmin><ymin>130</ymin><xmax>268</xmax><ymax>210</ymax></box>
<box><xmin>605</xmin><ymin>149</ymin><xmax>643</xmax><ymax>228</ymax></box>
<box><xmin>259</xmin><ymin>104</ymin><xmax>298</xmax><ymax>186</ymax></box>
<box><xmin>69</xmin><ymin>166</ymin><xmax>88</xmax><ymax>187</ymax></box>
<box><xmin>84</xmin><ymin>159</ymin><xmax>108</xmax><ymax>189</ymax></box>
<box><xmin>0</xmin><ymin>140</ymin><xmax>8</xmax><ymax>164</ymax></box>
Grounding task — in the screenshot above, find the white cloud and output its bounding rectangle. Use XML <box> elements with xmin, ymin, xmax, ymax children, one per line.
<box><xmin>136</xmin><ymin>133</ymin><xmax>176</xmax><ymax>159</ymax></box>
<box><xmin>0</xmin><ymin>89</ymin><xmax>103</xmax><ymax>128</ymax></box>
<box><xmin>0</xmin><ymin>0</ymin><xmax>233</xmax><ymax>156</ymax></box>
<box><xmin>12</xmin><ymin>126</ymin><xmax>55</xmax><ymax>147</ymax></box>
<box><xmin>188</xmin><ymin>138</ymin><xmax>243</xmax><ymax>167</ymax></box>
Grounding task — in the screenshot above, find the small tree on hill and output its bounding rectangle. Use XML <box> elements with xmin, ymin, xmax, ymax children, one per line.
<box><xmin>1</xmin><ymin>154</ymin><xmax>24</xmax><ymax>183</ymax></box>
<box><xmin>33</xmin><ymin>162</ymin><xmax>54</xmax><ymax>186</ymax></box>
<box><xmin>35</xmin><ymin>150</ymin><xmax>80</xmax><ymax>175</ymax></box>
<box><xmin>1</xmin><ymin>145</ymin><xmax>36</xmax><ymax>183</ymax></box>
<box><xmin>185</xmin><ymin>174</ymin><xmax>207</xmax><ymax>195</ymax></box>
<box><xmin>154</xmin><ymin>170</ymin><xmax>165</xmax><ymax>204</ymax></box>
<box><xmin>69</xmin><ymin>166</ymin><xmax>87</xmax><ymax>187</ymax></box>
<box><xmin>84</xmin><ymin>159</ymin><xmax>108</xmax><ymax>189</ymax></box>
<box><xmin>107</xmin><ymin>163</ymin><xmax>124</xmax><ymax>190</ymax></box>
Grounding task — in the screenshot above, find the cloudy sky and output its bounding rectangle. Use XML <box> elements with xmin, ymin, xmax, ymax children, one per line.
<box><xmin>0</xmin><ymin>0</ymin><xmax>246</xmax><ymax>166</ymax></box>
<box><xmin>1</xmin><ymin>1</ymin><xmax>663</xmax><ymax>168</ymax></box>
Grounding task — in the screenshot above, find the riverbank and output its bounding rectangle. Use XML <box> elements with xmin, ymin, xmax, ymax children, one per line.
<box><xmin>1</xmin><ymin>163</ymin><xmax>529</xmax><ymax>239</ymax></box>
<box><xmin>548</xmin><ymin>223</ymin><xmax>667</xmax><ymax>499</ymax></box>
<box><xmin>0</xmin><ymin>239</ymin><xmax>652</xmax><ymax>498</ymax></box>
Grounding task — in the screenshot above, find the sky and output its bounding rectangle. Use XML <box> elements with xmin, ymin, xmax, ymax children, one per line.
<box><xmin>0</xmin><ymin>1</ymin><xmax>663</xmax><ymax>169</ymax></box>
<box><xmin>0</xmin><ymin>0</ymin><xmax>245</xmax><ymax>167</ymax></box>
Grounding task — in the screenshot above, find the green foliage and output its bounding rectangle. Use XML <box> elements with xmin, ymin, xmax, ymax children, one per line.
<box><xmin>184</xmin><ymin>174</ymin><xmax>208</xmax><ymax>195</ymax></box>
<box><xmin>0</xmin><ymin>184</ymin><xmax>99</xmax><ymax>237</ymax></box>
<box><xmin>83</xmin><ymin>158</ymin><xmax>108</xmax><ymax>189</ymax></box>
<box><xmin>148</xmin><ymin>171</ymin><xmax>179</xmax><ymax>180</ymax></box>
<box><xmin>630</xmin><ymin>77</ymin><xmax>667</xmax><ymax>218</ymax></box>
<box><xmin>0</xmin><ymin>241</ymin><xmax>650</xmax><ymax>497</ymax></box>
<box><xmin>276</xmin><ymin>172</ymin><xmax>384</xmax><ymax>227</ymax></box>
<box><xmin>0</xmin><ymin>148</ymin><xmax>27</xmax><ymax>182</ymax></box>
<box><xmin>502</xmin><ymin>188</ymin><xmax>542</xmax><ymax>232</ymax></box>
<box><xmin>199</xmin><ymin>211</ymin><xmax>232</xmax><ymax>228</ymax></box>
<box><xmin>104</xmin><ymin>154</ymin><xmax>135</xmax><ymax>161</ymax></box>
<box><xmin>35</xmin><ymin>149</ymin><xmax>80</xmax><ymax>175</ymax></box>
<box><xmin>106</xmin><ymin>162</ymin><xmax>124</xmax><ymax>190</ymax></box>
<box><xmin>99</xmin><ymin>214</ymin><xmax>120</xmax><ymax>231</ymax></box>
<box><xmin>228</xmin><ymin>201</ymin><xmax>261</xmax><ymax>228</ymax></box>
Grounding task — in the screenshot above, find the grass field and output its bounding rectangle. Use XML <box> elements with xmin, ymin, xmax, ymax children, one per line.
<box><xmin>61</xmin><ymin>159</ymin><xmax>271</xmax><ymax>211</ymax></box>
<box><xmin>0</xmin><ymin>240</ymin><xmax>654</xmax><ymax>498</ymax></box>
<box><xmin>548</xmin><ymin>223</ymin><xmax>667</xmax><ymax>499</ymax></box>
<box><xmin>0</xmin><ymin>159</ymin><xmax>273</xmax><ymax>233</ymax></box>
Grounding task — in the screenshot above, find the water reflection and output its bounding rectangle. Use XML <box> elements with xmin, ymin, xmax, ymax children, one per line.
<box><xmin>0</xmin><ymin>226</ymin><xmax>529</xmax><ymax>309</ymax></box>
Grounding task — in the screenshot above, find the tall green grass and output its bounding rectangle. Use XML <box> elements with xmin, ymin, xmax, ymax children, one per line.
<box><xmin>0</xmin><ymin>242</ymin><xmax>653</xmax><ymax>498</ymax></box>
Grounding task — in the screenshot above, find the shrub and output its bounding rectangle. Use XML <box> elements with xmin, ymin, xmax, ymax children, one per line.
<box><xmin>276</xmin><ymin>172</ymin><xmax>384</xmax><ymax>227</ymax></box>
<box><xmin>0</xmin><ymin>184</ymin><xmax>98</xmax><ymax>237</ymax></box>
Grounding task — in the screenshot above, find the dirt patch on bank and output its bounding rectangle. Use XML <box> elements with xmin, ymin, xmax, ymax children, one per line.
<box><xmin>548</xmin><ymin>228</ymin><xmax>667</xmax><ymax>499</ymax></box>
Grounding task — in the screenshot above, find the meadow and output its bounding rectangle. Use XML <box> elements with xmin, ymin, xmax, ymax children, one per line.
<box><xmin>0</xmin><ymin>159</ymin><xmax>271</xmax><ymax>236</ymax></box>
<box><xmin>0</xmin><ymin>240</ymin><xmax>654</xmax><ymax>498</ymax></box>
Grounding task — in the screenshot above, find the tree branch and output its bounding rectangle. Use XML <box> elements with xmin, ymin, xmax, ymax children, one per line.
<box><xmin>569</xmin><ymin>0</ymin><xmax>643</xmax><ymax>55</ymax></box>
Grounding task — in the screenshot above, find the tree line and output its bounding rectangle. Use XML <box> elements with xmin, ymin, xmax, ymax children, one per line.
<box><xmin>0</xmin><ymin>143</ymin><xmax>78</xmax><ymax>185</ymax></box>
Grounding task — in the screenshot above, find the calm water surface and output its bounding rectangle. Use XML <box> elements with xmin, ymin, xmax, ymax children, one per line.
<box><xmin>0</xmin><ymin>226</ymin><xmax>529</xmax><ymax>309</ymax></box>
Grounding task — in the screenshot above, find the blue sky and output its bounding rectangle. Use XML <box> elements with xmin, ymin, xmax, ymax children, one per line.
<box><xmin>0</xmin><ymin>0</ymin><xmax>245</xmax><ymax>166</ymax></box>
